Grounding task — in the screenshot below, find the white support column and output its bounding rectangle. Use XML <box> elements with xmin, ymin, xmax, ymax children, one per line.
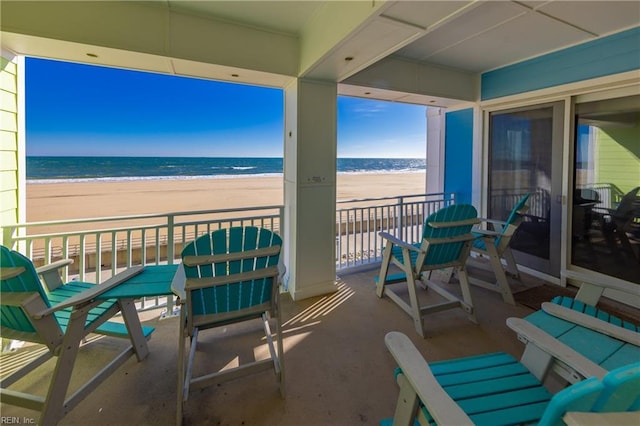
<box><xmin>283</xmin><ymin>79</ymin><xmax>338</xmax><ymax>300</ymax></box>
<box><xmin>426</xmin><ymin>107</ymin><xmax>445</xmax><ymax>195</ymax></box>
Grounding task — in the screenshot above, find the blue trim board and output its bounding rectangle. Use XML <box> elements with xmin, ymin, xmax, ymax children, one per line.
<box><xmin>444</xmin><ymin>108</ymin><xmax>473</xmax><ymax>205</ymax></box>
<box><xmin>482</xmin><ymin>26</ymin><xmax>640</xmax><ymax>100</ymax></box>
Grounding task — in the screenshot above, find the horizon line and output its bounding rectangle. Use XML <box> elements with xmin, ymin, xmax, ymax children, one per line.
<box><xmin>26</xmin><ymin>155</ymin><xmax>426</xmax><ymax>160</ymax></box>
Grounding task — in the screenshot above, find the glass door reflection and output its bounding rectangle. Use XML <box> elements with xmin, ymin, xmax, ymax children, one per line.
<box><xmin>488</xmin><ymin>102</ymin><xmax>564</xmax><ymax>277</ymax></box>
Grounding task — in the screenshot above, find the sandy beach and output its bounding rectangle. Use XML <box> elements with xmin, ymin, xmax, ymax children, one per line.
<box><xmin>26</xmin><ymin>172</ymin><xmax>427</xmax><ymax>222</ymax></box>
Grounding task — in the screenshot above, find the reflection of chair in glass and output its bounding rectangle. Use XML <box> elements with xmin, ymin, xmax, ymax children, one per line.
<box><xmin>0</xmin><ymin>246</ymin><xmax>154</xmax><ymax>425</ymax></box>
<box><xmin>467</xmin><ymin>193</ymin><xmax>530</xmax><ymax>305</ymax></box>
<box><xmin>382</xmin><ymin>329</ymin><xmax>639</xmax><ymax>426</ymax></box>
<box><xmin>510</xmin><ymin>189</ymin><xmax>551</xmax><ymax>259</ymax></box>
<box><xmin>375</xmin><ymin>204</ymin><xmax>479</xmax><ymax>338</ymax></box>
<box><xmin>573</xmin><ymin>188</ymin><xmax>601</xmax><ymax>242</ymax></box>
<box><xmin>602</xmin><ymin>187</ymin><xmax>640</xmax><ymax>260</ymax></box>
<box><xmin>176</xmin><ymin>227</ymin><xmax>285</xmax><ymax>425</ymax></box>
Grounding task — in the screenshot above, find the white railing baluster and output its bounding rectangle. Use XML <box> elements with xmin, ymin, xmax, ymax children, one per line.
<box><xmin>79</xmin><ymin>235</ymin><xmax>86</xmax><ymax>282</ymax></box>
<box><xmin>96</xmin><ymin>233</ymin><xmax>102</xmax><ymax>283</ymax></box>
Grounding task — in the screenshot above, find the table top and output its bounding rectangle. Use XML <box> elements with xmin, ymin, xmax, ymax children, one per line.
<box><xmin>99</xmin><ymin>264</ymin><xmax>180</xmax><ymax>299</ymax></box>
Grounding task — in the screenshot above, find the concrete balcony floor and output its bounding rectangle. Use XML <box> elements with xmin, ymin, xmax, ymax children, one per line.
<box><xmin>1</xmin><ymin>265</ymin><xmax>547</xmax><ymax>425</ymax></box>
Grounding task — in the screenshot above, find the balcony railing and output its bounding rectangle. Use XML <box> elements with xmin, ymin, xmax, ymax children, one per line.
<box><xmin>335</xmin><ymin>192</ymin><xmax>455</xmax><ymax>268</ymax></box>
<box><xmin>6</xmin><ymin>192</ymin><xmax>455</xmax><ymax>312</ymax></box>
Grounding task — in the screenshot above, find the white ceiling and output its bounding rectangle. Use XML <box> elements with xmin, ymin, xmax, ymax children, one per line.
<box><xmin>166</xmin><ymin>0</ymin><xmax>325</xmax><ymax>35</ymax></box>
<box><xmin>164</xmin><ymin>0</ymin><xmax>640</xmax><ymax>74</ymax></box>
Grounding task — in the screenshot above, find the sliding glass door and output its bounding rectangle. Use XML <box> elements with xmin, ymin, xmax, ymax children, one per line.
<box><xmin>487</xmin><ymin>102</ymin><xmax>564</xmax><ymax>277</ymax></box>
<box><xmin>571</xmin><ymin>94</ymin><xmax>640</xmax><ymax>284</ymax></box>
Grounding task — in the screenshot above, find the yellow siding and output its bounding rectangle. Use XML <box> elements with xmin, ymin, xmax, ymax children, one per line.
<box><xmin>0</xmin><ymin>189</ymin><xmax>17</xmax><ymax>210</ymax></box>
<box><xmin>0</xmin><ymin>68</ymin><xmax>16</xmax><ymax>92</ymax></box>
<box><xmin>0</xmin><ymin>170</ymin><xmax>17</xmax><ymax>190</ymax></box>
<box><xmin>0</xmin><ymin>54</ymin><xmax>19</xmax><ymax>245</ymax></box>
<box><xmin>596</xmin><ymin>125</ymin><xmax>640</xmax><ymax>194</ymax></box>
<box><xmin>0</xmin><ymin>88</ymin><xmax>17</xmax><ymax>112</ymax></box>
<box><xmin>1</xmin><ymin>57</ymin><xmax>16</xmax><ymax>74</ymax></box>
<box><xmin>0</xmin><ymin>130</ymin><xmax>16</xmax><ymax>150</ymax></box>
<box><xmin>0</xmin><ymin>109</ymin><xmax>17</xmax><ymax>132</ymax></box>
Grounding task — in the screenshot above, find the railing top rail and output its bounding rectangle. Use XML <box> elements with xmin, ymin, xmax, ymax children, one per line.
<box><xmin>12</xmin><ymin>205</ymin><xmax>285</xmax><ymax>228</ymax></box>
<box><xmin>337</xmin><ymin>192</ymin><xmax>452</xmax><ymax>205</ymax></box>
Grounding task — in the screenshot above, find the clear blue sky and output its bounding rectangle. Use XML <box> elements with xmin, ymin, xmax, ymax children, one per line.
<box><xmin>26</xmin><ymin>57</ymin><xmax>426</xmax><ymax>158</ymax></box>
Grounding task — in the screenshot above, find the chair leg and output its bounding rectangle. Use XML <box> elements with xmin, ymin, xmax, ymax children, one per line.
<box><xmin>41</xmin><ymin>307</ymin><xmax>90</xmax><ymax>425</ymax></box>
<box><xmin>119</xmin><ymin>298</ymin><xmax>150</xmax><ymax>361</ymax></box>
<box><xmin>376</xmin><ymin>243</ymin><xmax>393</xmax><ymax>298</ymax></box>
<box><xmin>502</xmin><ymin>247</ymin><xmax>520</xmax><ymax>278</ymax></box>
<box><xmin>176</xmin><ymin>307</ymin><xmax>187</xmax><ymax>426</ymax></box>
<box><xmin>456</xmin><ymin>267</ymin><xmax>477</xmax><ymax>324</ymax></box>
<box><xmin>484</xmin><ymin>246</ymin><xmax>515</xmax><ymax>305</ymax></box>
<box><xmin>275</xmin><ymin>296</ymin><xmax>286</xmax><ymax>398</ymax></box>
<box><xmin>400</xmin><ymin>248</ymin><xmax>426</xmax><ymax>338</ymax></box>
<box><xmin>262</xmin><ymin>311</ymin><xmax>285</xmax><ymax>397</ymax></box>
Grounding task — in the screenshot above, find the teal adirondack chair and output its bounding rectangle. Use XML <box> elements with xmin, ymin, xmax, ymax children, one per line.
<box><xmin>375</xmin><ymin>204</ymin><xmax>480</xmax><ymax>338</ymax></box>
<box><xmin>175</xmin><ymin>226</ymin><xmax>285</xmax><ymax>425</ymax></box>
<box><xmin>383</xmin><ymin>329</ymin><xmax>640</xmax><ymax>426</ymax></box>
<box><xmin>0</xmin><ymin>245</ymin><xmax>154</xmax><ymax>426</ymax></box>
<box><xmin>468</xmin><ymin>193</ymin><xmax>530</xmax><ymax>305</ymax></box>
<box><xmin>520</xmin><ymin>270</ymin><xmax>640</xmax><ymax>383</ymax></box>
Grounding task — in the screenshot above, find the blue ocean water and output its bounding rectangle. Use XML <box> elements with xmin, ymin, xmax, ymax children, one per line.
<box><xmin>26</xmin><ymin>157</ymin><xmax>425</xmax><ymax>183</ymax></box>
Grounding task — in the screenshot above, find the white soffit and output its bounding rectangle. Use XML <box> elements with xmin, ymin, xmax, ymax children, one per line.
<box><xmin>1</xmin><ymin>32</ymin><xmax>293</xmax><ymax>89</ymax></box>
<box><xmin>171</xmin><ymin>58</ymin><xmax>293</xmax><ymax>88</ymax></box>
<box><xmin>1</xmin><ymin>32</ymin><xmax>173</xmax><ymax>75</ymax></box>
<box><xmin>304</xmin><ymin>15</ymin><xmax>424</xmax><ymax>81</ymax></box>
<box><xmin>338</xmin><ymin>83</ymin><xmax>462</xmax><ymax>108</ymax></box>
<box><xmin>166</xmin><ymin>0</ymin><xmax>323</xmax><ymax>36</ymax></box>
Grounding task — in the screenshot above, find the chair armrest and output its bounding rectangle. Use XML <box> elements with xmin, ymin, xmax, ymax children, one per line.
<box><xmin>0</xmin><ymin>266</ymin><xmax>26</xmax><ymax>280</ymax></box>
<box><xmin>36</xmin><ymin>259</ymin><xmax>74</xmax><ymax>291</ymax></box>
<box><xmin>34</xmin><ymin>266</ymin><xmax>145</xmax><ymax>318</ymax></box>
<box><xmin>385</xmin><ymin>331</ymin><xmax>474</xmax><ymax>426</ymax></box>
<box><xmin>562</xmin><ymin>270</ymin><xmax>635</xmax><ymax>306</ymax></box>
<box><xmin>506</xmin><ymin>317</ymin><xmax>607</xmax><ymax>379</ymax></box>
<box><xmin>35</xmin><ymin>258</ymin><xmax>73</xmax><ymax>275</ymax></box>
<box><xmin>1</xmin><ymin>291</ymin><xmax>42</xmax><ymax>307</ymax></box>
<box><xmin>429</xmin><ymin>217</ymin><xmax>479</xmax><ymax>228</ymax></box>
<box><xmin>472</xmin><ymin>229</ymin><xmax>502</xmax><ymax>238</ymax></box>
<box><xmin>478</xmin><ymin>218</ymin><xmax>508</xmax><ymax>227</ymax></box>
<box><xmin>379</xmin><ymin>232</ymin><xmax>423</xmax><ymax>253</ymax></box>
<box><xmin>541</xmin><ymin>302</ymin><xmax>640</xmax><ymax>346</ymax></box>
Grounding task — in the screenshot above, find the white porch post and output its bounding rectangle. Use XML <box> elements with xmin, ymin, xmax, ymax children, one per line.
<box><xmin>283</xmin><ymin>79</ymin><xmax>338</xmax><ymax>300</ymax></box>
<box><xmin>426</xmin><ymin>107</ymin><xmax>445</xmax><ymax>195</ymax></box>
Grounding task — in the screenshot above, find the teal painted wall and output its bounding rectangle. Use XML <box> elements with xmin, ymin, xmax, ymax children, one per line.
<box><xmin>444</xmin><ymin>108</ymin><xmax>473</xmax><ymax>205</ymax></box>
<box><xmin>482</xmin><ymin>26</ymin><xmax>640</xmax><ymax>100</ymax></box>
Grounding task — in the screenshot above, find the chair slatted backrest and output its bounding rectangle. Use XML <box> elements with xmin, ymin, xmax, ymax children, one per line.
<box><xmin>420</xmin><ymin>204</ymin><xmax>478</xmax><ymax>267</ymax></box>
<box><xmin>181</xmin><ymin>227</ymin><xmax>282</xmax><ymax>317</ymax></box>
<box><xmin>1</xmin><ymin>246</ymin><xmax>52</xmax><ymax>335</ymax></box>
<box><xmin>495</xmin><ymin>193</ymin><xmax>530</xmax><ymax>249</ymax></box>
<box><xmin>539</xmin><ymin>362</ymin><xmax>639</xmax><ymax>425</ymax></box>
